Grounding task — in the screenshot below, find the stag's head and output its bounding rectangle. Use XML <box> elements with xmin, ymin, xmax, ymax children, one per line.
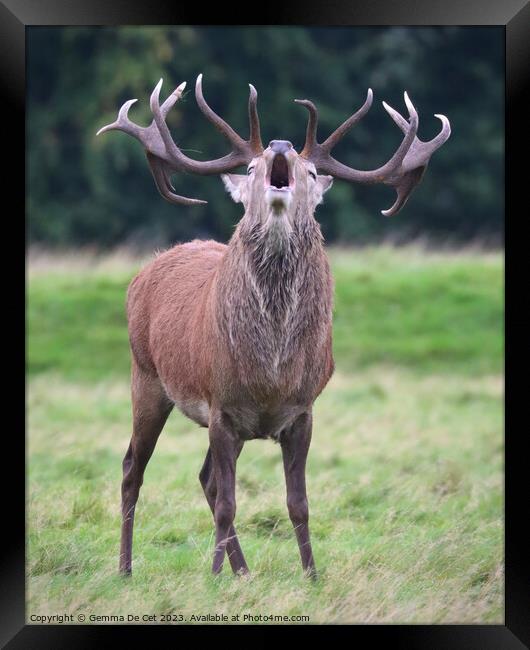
<box><xmin>97</xmin><ymin>74</ymin><xmax>450</xmax><ymax>229</ymax></box>
<box><xmin>221</xmin><ymin>139</ymin><xmax>334</xmax><ymax>227</ymax></box>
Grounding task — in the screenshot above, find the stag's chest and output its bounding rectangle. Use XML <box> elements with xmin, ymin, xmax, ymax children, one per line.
<box><xmin>216</xmin><ymin>304</ymin><xmax>333</xmax><ymax>424</ymax></box>
<box><xmin>222</xmin><ymin>263</ymin><xmax>329</xmax><ymax>357</ymax></box>
<box><xmin>213</xmin><ymin>246</ymin><xmax>333</xmax><ymax>411</ymax></box>
<box><xmin>222</xmin><ymin>295</ymin><xmax>327</xmax><ymax>393</ymax></box>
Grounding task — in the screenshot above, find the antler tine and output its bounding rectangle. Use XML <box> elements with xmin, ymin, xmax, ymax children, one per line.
<box><xmin>96</xmin><ymin>98</ymin><xmax>141</xmax><ymax>138</ymax></box>
<box><xmin>429</xmin><ymin>114</ymin><xmax>451</xmax><ymax>154</ymax></box>
<box><xmin>381</xmin><ymin>166</ymin><xmax>426</xmax><ymax>217</ymax></box>
<box><xmin>294</xmin><ymin>99</ymin><xmax>319</xmax><ymax>158</ymax></box>
<box><xmin>382</xmin><ymin>99</ymin><xmax>409</xmax><ymax>133</ymax></box>
<box><xmin>321</xmin><ymin>88</ymin><xmax>373</xmax><ymax>153</ymax></box>
<box><xmin>195</xmin><ymin>73</ymin><xmax>248</xmax><ymax>151</ymax></box>
<box><xmin>160</xmin><ymin>81</ymin><xmax>187</xmax><ymax>119</ymax></box>
<box><xmin>294</xmin><ymin>89</ymin><xmax>373</xmax><ymax>159</ymax></box>
<box><xmin>248</xmin><ymin>83</ymin><xmax>263</xmax><ymax>153</ymax></box>
<box><xmin>150</xmin><ymin>78</ymin><xmax>188</xmax><ymax>165</ymax></box>
<box><xmin>146</xmin><ymin>152</ymin><xmax>207</xmax><ymax>206</ymax></box>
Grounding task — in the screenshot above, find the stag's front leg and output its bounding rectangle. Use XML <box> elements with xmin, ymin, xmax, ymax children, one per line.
<box><xmin>209</xmin><ymin>410</ymin><xmax>240</xmax><ymax>575</ymax></box>
<box><xmin>281</xmin><ymin>411</ymin><xmax>316</xmax><ymax>578</ymax></box>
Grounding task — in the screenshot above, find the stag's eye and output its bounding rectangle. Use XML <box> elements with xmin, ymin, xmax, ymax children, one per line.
<box><xmin>247</xmin><ymin>167</ymin><xmax>254</xmax><ymax>175</ymax></box>
<box><xmin>308</xmin><ymin>170</ymin><xmax>317</xmax><ymax>180</ymax></box>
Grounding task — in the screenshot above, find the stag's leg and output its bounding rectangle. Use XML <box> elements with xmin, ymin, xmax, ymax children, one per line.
<box><xmin>199</xmin><ymin>446</ymin><xmax>249</xmax><ymax>575</ymax></box>
<box><xmin>281</xmin><ymin>411</ymin><xmax>317</xmax><ymax>578</ymax></box>
<box><xmin>209</xmin><ymin>410</ymin><xmax>240</xmax><ymax>575</ymax></box>
<box><xmin>119</xmin><ymin>364</ymin><xmax>173</xmax><ymax>575</ymax></box>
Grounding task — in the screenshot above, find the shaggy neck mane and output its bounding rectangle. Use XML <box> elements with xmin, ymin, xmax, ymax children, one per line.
<box><xmin>214</xmin><ymin>208</ymin><xmax>330</xmax><ymax>391</ymax></box>
<box><xmin>237</xmin><ymin>208</ymin><xmax>323</xmax><ymax>317</ymax></box>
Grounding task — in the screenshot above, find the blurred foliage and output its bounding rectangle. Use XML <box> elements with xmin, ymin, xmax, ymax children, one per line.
<box><xmin>27</xmin><ymin>27</ymin><xmax>503</xmax><ymax>248</ymax></box>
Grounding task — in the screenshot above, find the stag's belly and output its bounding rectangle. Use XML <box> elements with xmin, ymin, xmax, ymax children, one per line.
<box><xmin>169</xmin><ymin>391</ymin><xmax>307</xmax><ymax>440</ymax></box>
<box><xmin>171</xmin><ymin>395</ymin><xmax>210</xmax><ymax>428</ymax></box>
<box><xmin>221</xmin><ymin>403</ymin><xmax>308</xmax><ymax>441</ymax></box>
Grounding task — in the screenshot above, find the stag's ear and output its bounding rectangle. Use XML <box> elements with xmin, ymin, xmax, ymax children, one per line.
<box><xmin>315</xmin><ymin>175</ymin><xmax>334</xmax><ymax>204</ymax></box>
<box><xmin>221</xmin><ymin>174</ymin><xmax>247</xmax><ymax>203</ymax></box>
<box><xmin>318</xmin><ymin>175</ymin><xmax>334</xmax><ymax>193</ymax></box>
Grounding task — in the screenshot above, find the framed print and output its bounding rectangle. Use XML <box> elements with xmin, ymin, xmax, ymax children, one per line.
<box><xmin>7</xmin><ymin>0</ymin><xmax>529</xmax><ymax>646</ymax></box>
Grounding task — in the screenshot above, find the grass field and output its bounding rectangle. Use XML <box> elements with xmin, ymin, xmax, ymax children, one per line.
<box><xmin>27</xmin><ymin>245</ymin><xmax>504</xmax><ymax>624</ymax></box>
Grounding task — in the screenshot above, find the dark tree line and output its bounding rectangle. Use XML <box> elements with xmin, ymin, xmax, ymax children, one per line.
<box><xmin>27</xmin><ymin>26</ymin><xmax>503</xmax><ymax>248</ymax></box>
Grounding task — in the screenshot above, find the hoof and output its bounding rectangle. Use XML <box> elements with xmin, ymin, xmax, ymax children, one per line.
<box><xmin>305</xmin><ymin>567</ymin><xmax>318</xmax><ymax>581</ymax></box>
<box><xmin>235</xmin><ymin>566</ymin><xmax>250</xmax><ymax>577</ymax></box>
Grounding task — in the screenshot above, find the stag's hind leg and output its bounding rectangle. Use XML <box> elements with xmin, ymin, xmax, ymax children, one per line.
<box><xmin>208</xmin><ymin>410</ymin><xmax>243</xmax><ymax>575</ymax></box>
<box><xmin>281</xmin><ymin>411</ymin><xmax>317</xmax><ymax>578</ymax></box>
<box><xmin>199</xmin><ymin>446</ymin><xmax>249</xmax><ymax>575</ymax></box>
<box><xmin>120</xmin><ymin>362</ymin><xmax>173</xmax><ymax>575</ymax></box>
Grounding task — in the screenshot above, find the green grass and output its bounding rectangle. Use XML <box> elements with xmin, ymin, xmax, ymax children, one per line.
<box><xmin>27</xmin><ymin>245</ymin><xmax>503</xmax><ymax>624</ymax></box>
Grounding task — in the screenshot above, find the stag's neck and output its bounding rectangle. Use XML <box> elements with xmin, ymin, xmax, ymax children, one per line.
<box><xmin>227</xmin><ymin>210</ymin><xmax>325</xmax><ymax>315</ymax></box>
<box><xmin>214</xmin><ymin>210</ymin><xmax>332</xmax><ymax>387</ymax></box>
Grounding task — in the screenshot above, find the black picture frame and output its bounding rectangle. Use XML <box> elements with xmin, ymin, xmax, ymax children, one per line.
<box><xmin>10</xmin><ymin>0</ymin><xmax>529</xmax><ymax>646</ymax></box>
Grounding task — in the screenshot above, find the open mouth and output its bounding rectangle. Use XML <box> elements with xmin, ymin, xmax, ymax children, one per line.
<box><xmin>267</xmin><ymin>154</ymin><xmax>292</xmax><ymax>190</ymax></box>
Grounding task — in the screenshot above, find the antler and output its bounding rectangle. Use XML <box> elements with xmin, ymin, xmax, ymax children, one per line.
<box><xmin>378</xmin><ymin>100</ymin><xmax>451</xmax><ymax>216</ymax></box>
<box><xmin>295</xmin><ymin>90</ymin><xmax>450</xmax><ymax>216</ymax></box>
<box><xmin>97</xmin><ymin>75</ymin><xmax>264</xmax><ymax>205</ymax></box>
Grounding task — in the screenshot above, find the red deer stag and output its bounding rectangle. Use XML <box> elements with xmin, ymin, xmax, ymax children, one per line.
<box><xmin>97</xmin><ymin>74</ymin><xmax>450</xmax><ymax>577</ymax></box>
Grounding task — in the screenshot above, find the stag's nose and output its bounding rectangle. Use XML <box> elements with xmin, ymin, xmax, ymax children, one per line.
<box><xmin>269</xmin><ymin>140</ymin><xmax>293</xmax><ymax>154</ymax></box>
